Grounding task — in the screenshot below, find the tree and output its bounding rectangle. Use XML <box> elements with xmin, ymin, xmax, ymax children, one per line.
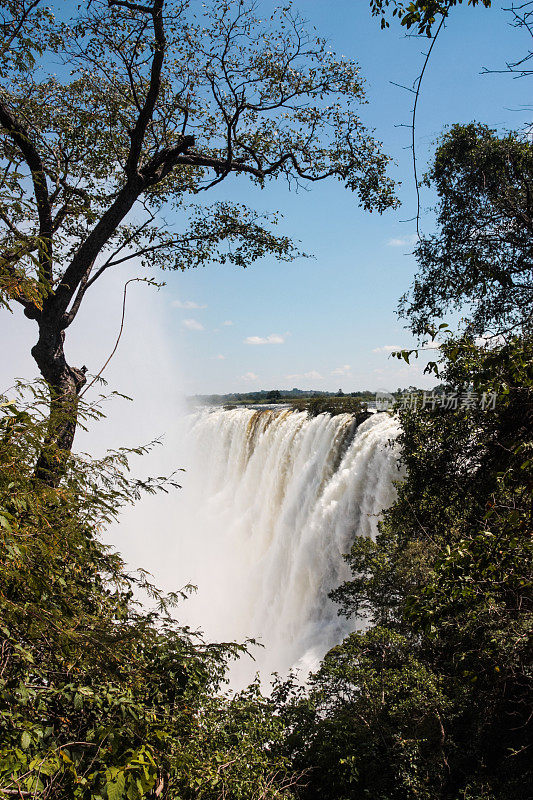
<box><xmin>369</xmin><ymin>0</ymin><xmax>491</xmax><ymax>36</ymax></box>
<box><xmin>0</xmin><ymin>0</ymin><xmax>397</xmax><ymax>483</ymax></box>
<box><xmin>400</xmin><ymin>124</ymin><xmax>533</xmax><ymax>336</ymax></box>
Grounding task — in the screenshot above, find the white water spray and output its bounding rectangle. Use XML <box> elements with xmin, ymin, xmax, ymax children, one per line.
<box><xmin>177</xmin><ymin>407</ymin><xmax>400</xmax><ymax>687</ymax></box>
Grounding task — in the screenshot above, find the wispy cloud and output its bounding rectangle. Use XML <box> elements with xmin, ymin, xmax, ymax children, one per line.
<box><xmin>387</xmin><ymin>234</ymin><xmax>417</xmax><ymax>248</ymax></box>
<box><xmin>212</xmin><ymin>354</ymin><xmax>226</xmax><ymax>360</ymax></box>
<box><xmin>242</xmin><ymin>371</ymin><xmax>259</xmax><ymax>381</ymax></box>
<box><xmin>331</xmin><ymin>364</ymin><xmax>351</xmax><ymax>376</ymax></box>
<box><xmin>222</xmin><ymin>320</ymin><xmax>234</xmax><ymax>326</ymax></box>
<box><xmin>182</xmin><ymin>318</ymin><xmax>204</xmax><ymax>331</ymax></box>
<box><xmin>244</xmin><ymin>334</ymin><xmax>284</xmax><ymax>345</ymax></box>
<box><xmin>172</xmin><ymin>299</ymin><xmax>207</xmax><ymax>309</ymax></box>
<box><xmin>286</xmin><ymin>370</ymin><xmax>323</xmax><ymax>381</ymax></box>
<box><xmin>372</xmin><ymin>344</ymin><xmax>402</xmax><ymax>353</ymax></box>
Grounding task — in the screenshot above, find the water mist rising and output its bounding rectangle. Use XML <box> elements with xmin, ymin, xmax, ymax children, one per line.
<box><xmin>177</xmin><ymin>408</ymin><xmax>400</xmax><ymax>687</ymax></box>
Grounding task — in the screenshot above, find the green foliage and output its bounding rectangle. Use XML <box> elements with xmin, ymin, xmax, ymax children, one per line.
<box><xmin>190</xmin><ymin>389</ymin><xmax>378</xmax><ymax>409</ymax></box>
<box><xmin>288</xmin><ymin>334</ymin><xmax>533</xmax><ymax>800</ymax></box>
<box><xmin>292</xmin><ymin>396</ymin><xmax>369</xmax><ymax>420</ymax></box>
<box><xmin>0</xmin><ymin>385</ymin><xmax>298</xmax><ymax>800</ymax></box>
<box><xmin>0</xmin><ymin>0</ymin><xmax>398</xmax><ymax>318</ymax></box>
<box><xmin>2</xmin><ymin>7</ymin><xmax>531</xmax><ymax>800</ymax></box>
<box><xmin>369</xmin><ymin>1</ymin><xmax>491</xmax><ymax>36</ymax></box>
<box><xmin>401</xmin><ymin>124</ymin><xmax>533</xmax><ymax>336</ymax></box>
<box><xmin>288</xmin><ymin>628</ymin><xmax>452</xmax><ymax>800</ymax></box>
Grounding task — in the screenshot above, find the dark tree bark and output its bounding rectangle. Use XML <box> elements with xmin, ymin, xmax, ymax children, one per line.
<box><xmin>31</xmin><ymin>311</ymin><xmax>87</xmax><ymax>484</ymax></box>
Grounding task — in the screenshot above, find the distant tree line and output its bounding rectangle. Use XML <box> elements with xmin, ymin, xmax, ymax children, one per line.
<box><xmin>189</xmin><ymin>389</ymin><xmax>384</xmax><ymax>406</ymax></box>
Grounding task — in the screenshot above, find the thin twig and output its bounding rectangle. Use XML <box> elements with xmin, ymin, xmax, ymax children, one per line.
<box><xmin>411</xmin><ymin>15</ymin><xmax>446</xmax><ymax>237</ymax></box>
<box><xmin>79</xmin><ymin>278</ymin><xmax>142</xmax><ymax>398</ymax></box>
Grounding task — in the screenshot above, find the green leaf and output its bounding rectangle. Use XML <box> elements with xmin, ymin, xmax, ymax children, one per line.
<box><xmin>106</xmin><ymin>769</ymin><xmax>126</xmax><ymax>800</ymax></box>
<box><xmin>0</xmin><ymin>514</ymin><xmax>12</xmax><ymax>531</ymax></box>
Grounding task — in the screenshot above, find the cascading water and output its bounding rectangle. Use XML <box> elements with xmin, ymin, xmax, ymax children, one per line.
<box><xmin>176</xmin><ymin>407</ymin><xmax>401</xmax><ymax>688</ymax></box>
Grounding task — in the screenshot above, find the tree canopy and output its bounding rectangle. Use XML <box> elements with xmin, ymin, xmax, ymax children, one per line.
<box><xmin>369</xmin><ymin>0</ymin><xmax>491</xmax><ymax>36</ymax></box>
<box><xmin>401</xmin><ymin>123</ymin><xmax>533</xmax><ymax>336</ymax></box>
<box><xmin>2</xmin><ymin>0</ymin><xmax>396</xmax><ymax>316</ymax></box>
<box><xmin>0</xmin><ymin>0</ymin><xmax>397</xmax><ymax>481</ymax></box>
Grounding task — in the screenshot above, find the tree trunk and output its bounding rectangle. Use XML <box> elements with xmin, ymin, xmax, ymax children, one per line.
<box><xmin>31</xmin><ymin>315</ymin><xmax>86</xmax><ymax>486</ymax></box>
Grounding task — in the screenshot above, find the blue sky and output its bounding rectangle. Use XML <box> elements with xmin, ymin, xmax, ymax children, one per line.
<box><xmin>159</xmin><ymin>0</ymin><xmax>531</xmax><ymax>395</ymax></box>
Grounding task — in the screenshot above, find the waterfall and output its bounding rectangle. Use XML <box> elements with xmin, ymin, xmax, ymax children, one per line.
<box><xmin>176</xmin><ymin>408</ymin><xmax>401</xmax><ymax>687</ymax></box>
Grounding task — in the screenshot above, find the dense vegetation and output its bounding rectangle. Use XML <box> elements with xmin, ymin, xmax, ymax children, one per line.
<box><xmin>287</xmin><ymin>336</ymin><xmax>532</xmax><ymax>799</ymax></box>
<box><xmin>1</xmin><ymin>1</ymin><xmax>532</xmax><ymax>799</ymax></box>
<box><xmin>0</xmin><ymin>385</ymin><xmax>300</xmax><ymax>799</ymax></box>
